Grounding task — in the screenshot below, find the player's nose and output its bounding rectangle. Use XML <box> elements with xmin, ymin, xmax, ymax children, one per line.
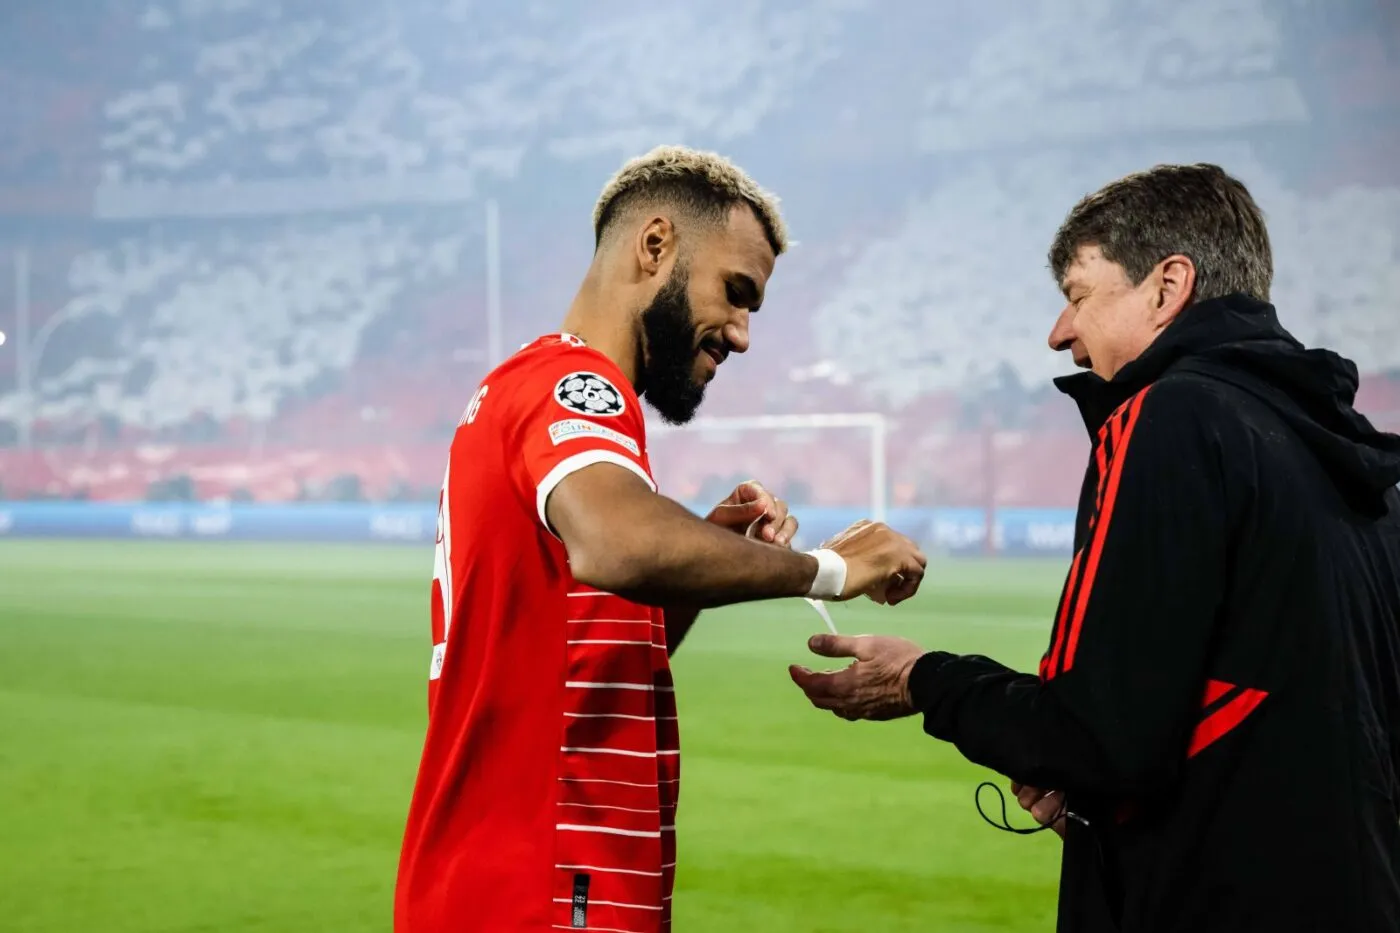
<box><xmin>724</xmin><ymin>312</ymin><xmax>750</xmax><ymax>355</ymax></box>
<box><xmin>1048</xmin><ymin>304</ymin><xmax>1076</xmax><ymax>352</ymax></box>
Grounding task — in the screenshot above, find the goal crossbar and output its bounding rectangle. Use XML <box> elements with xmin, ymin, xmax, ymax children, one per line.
<box><xmin>649</xmin><ymin>412</ymin><xmax>888</xmax><ymax>523</ymax></box>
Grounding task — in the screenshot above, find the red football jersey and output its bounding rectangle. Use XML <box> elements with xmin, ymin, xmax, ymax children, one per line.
<box><xmin>395</xmin><ymin>334</ymin><xmax>680</xmax><ymax>933</ymax></box>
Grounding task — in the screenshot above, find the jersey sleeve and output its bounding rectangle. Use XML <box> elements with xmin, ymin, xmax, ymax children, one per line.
<box><xmin>506</xmin><ymin>347</ymin><xmax>655</xmax><ymax>533</ymax></box>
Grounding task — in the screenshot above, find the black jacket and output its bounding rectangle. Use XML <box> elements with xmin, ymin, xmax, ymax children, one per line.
<box><xmin>906</xmin><ymin>294</ymin><xmax>1400</xmax><ymax>932</ymax></box>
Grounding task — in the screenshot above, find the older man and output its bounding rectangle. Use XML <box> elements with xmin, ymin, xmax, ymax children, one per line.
<box><xmin>790</xmin><ymin>163</ymin><xmax>1400</xmax><ymax>933</ymax></box>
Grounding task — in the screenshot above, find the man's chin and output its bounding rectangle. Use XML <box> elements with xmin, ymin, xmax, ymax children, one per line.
<box><xmin>648</xmin><ymin>403</ymin><xmax>701</xmax><ymax>427</ymax></box>
<box><xmin>644</xmin><ymin>384</ymin><xmax>706</xmax><ymax>426</ymax></box>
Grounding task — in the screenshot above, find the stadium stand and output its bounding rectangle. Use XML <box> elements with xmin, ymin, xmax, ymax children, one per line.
<box><xmin>0</xmin><ymin>0</ymin><xmax>1395</xmax><ymax>510</ymax></box>
<box><xmin>97</xmin><ymin>0</ymin><xmax>857</xmax><ymax>187</ymax></box>
<box><xmin>0</xmin><ymin>215</ymin><xmax>469</xmax><ymax>439</ymax></box>
<box><xmin>811</xmin><ymin>146</ymin><xmax>1400</xmax><ymax>405</ymax></box>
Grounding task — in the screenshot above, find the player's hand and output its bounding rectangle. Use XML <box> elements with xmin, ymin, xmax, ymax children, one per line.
<box><xmin>1010</xmin><ymin>781</ymin><xmax>1067</xmax><ymax>839</ymax></box>
<box><xmin>788</xmin><ymin>633</ymin><xmax>925</xmax><ymax>721</ymax></box>
<box><xmin>704</xmin><ymin>480</ymin><xmax>797</xmax><ymax>548</ymax></box>
<box><xmin>822</xmin><ymin>520</ymin><xmax>926</xmax><ymax>604</ymax></box>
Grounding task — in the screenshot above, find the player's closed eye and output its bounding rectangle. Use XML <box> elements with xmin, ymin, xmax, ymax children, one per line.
<box><xmin>727</xmin><ymin>275</ymin><xmax>761</xmax><ymax>312</ymax></box>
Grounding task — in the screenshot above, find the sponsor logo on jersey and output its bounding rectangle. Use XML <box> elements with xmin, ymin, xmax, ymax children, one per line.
<box><xmin>548</xmin><ymin>419</ymin><xmax>640</xmax><ymax>456</ymax></box>
<box><xmin>554</xmin><ymin>372</ymin><xmax>625</xmax><ymax>417</ymax></box>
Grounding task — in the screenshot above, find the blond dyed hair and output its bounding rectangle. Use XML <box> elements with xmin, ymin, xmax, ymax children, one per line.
<box><xmin>592</xmin><ymin>145</ymin><xmax>789</xmax><ymax>256</ymax></box>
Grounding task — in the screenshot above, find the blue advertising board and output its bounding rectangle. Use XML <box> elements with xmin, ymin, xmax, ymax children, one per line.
<box><xmin>0</xmin><ymin>501</ymin><xmax>1077</xmax><ymax>555</ymax></box>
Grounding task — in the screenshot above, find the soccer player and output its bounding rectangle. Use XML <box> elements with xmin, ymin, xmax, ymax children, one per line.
<box><xmin>394</xmin><ymin>145</ymin><xmax>927</xmax><ymax>933</ymax></box>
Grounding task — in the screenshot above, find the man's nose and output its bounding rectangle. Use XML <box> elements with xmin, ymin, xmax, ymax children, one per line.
<box><xmin>1048</xmin><ymin>305</ymin><xmax>1075</xmax><ymax>352</ymax></box>
<box><xmin>724</xmin><ymin>311</ymin><xmax>750</xmax><ymax>355</ymax></box>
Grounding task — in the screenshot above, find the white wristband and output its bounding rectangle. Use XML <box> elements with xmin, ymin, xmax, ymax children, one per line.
<box><xmin>805</xmin><ymin>548</ymin><xmax>848</xmax><ymax>600</ymax></box>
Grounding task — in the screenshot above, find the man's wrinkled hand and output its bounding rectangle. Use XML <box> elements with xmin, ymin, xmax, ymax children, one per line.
<box><xmin>788</xmin><ymin>633</ymin><xmax>926</xmax><ymax>721</ymax></box>
<box><xmin>1011</xmin><ymin>782</ymin><xmax>1067</xmax><ymax>839</ymax></box>
<box><xmin>704</xmin><ymin>480</ymin><xmax>797</xmax><ymax>547</ymax></box>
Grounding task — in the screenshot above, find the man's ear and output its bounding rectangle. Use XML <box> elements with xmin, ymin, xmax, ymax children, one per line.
<box><xmin>635</xmin><ymin>216</ymin><xmax>675</xmax><ymax>277</ymax></box>
<box><xmin>1154</xmin><ymin>254</ymin><xmax>1196</xmax><ymax>326</ymax></box>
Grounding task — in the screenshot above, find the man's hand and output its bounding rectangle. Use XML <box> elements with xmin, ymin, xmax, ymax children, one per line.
<box><xmin>1010</xmin><ymin>782</ymin><xmax>1067</xmax><ymax>839</ymax></box>
<box><xmin>705</xmin><ymin>480</ymin><xmax>797</xmax><ymax>547</ymax></box>
<box><xmin>823</xmin><ymin>520</ymin><xmax>927</xmax><ymax>604</ymax></box>
<box><xmin>788</xmin><ymin>633</ymin><xmax>927</xmax><ymax>721</ymax></box>
<box><xmin>666</xmin><ymin>480</ymin><xmax>797</xmax><ymax>655</ymax></box>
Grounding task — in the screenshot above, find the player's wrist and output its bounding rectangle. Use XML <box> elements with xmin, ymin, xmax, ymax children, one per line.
<box><xmin>804</xmin><ymin>548</ymin><xmax>847</xmax><ymax>600</ymax></box>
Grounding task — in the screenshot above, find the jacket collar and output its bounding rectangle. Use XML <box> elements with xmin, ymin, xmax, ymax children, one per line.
<box><xmin>1053</xmin><ymin>293</ymin><xmax>1294</xmax><ymax>434</ymax></box>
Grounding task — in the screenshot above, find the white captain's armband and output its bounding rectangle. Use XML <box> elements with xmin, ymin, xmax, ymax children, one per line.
<box><xmin>547</xmin><ymin>418</ymin><xmax>640</xmax><ymax>456</ymax></box>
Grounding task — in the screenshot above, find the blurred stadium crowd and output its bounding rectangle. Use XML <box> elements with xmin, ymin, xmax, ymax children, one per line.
<box><xmin>0</xmin><ymin>0</ymin><xmax>1396</xmax><ymax>509</ymax></box>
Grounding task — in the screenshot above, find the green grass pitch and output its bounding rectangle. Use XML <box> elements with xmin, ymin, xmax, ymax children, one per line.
<box><xmin>0</xmin><ymin>540</ymin><xmax>1067</xmax><ymax>931</ymax></box>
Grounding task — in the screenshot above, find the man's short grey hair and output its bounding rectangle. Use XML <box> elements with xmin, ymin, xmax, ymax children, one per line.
<box><xmin>592</xmin><ymin>145</ymin><xmax>789</xmax><ymax>257</ymax></box>
<box><xmin>1048</xmin><ymin>163</ymin><xmax>1273</xmax><ymax>303</ymax></box>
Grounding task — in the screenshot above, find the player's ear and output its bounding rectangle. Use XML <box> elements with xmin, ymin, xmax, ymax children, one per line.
<box><xmin>635</xmin><ymin>216</ymin><xmax>674</xmax><ymax>277</ymax></box>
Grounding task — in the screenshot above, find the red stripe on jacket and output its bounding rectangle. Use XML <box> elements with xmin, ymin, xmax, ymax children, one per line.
<box><xmin>1189</xmin><ymin>681</ymin><xmax>1269</xmax><ymax>758</ymax></box>
<box><xmin>1044</xmin><ymin>388</ymin><xmax>1152</xmax><ymax>679</ymax></box>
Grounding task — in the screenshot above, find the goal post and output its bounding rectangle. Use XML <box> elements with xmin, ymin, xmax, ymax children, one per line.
<box><xmin>646</xmin><ymin>412</ymin><xmax>889</xmax><ymax>526</ymax></box>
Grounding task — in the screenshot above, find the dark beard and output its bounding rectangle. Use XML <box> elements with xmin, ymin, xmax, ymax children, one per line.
<box><xmin>638</xmin><ymin>268</ymin><xmax>706</xmax><ymax>425</ymax></box>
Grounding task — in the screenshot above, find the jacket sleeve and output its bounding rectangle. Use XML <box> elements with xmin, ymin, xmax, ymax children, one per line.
<box><xmin>906</xmin><ymin>380</ymin><xmax>1234</xmax><ymax>797</ymax></box>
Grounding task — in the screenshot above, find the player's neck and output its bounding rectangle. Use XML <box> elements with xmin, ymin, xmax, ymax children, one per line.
<box><xmin>562</xmin><ymin>278</ymin><xmax>643</xmax><ymax>387</ymax></box>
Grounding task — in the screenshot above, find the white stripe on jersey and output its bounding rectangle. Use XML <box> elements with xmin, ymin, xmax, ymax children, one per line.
<box><xmin>557</xmin><ymin>823</ymin><xmax>660</xmax><ymax>838</ymax></box>
<box><xmin>564</xmin><ymin>713</ymin><xmax>678</xmax><ymax>721</ymax></box>
<box><xmin>553</xmin><ymin>898</ymin><xmax>662</xmax><ymax>911</ymax></box>
<box><xmin>559</xmin><ymin>777</ymin><xmax>656</xmax><ymax>788</ymax></box>
<box><xmin>555</xmin><ymin>863</ymin><xmax>663</xmax><ymax>878</ymax></box>
<box><xmin>558</xmin><ymin>802</ymin><xmax>661</xmax><ymax>814</ymax></box>
<box><xmin>561</xmin><ymin>746</ymin><xmax>658</xmax><ymax>758</ymax></box>
<box><xmin>567</xmin><ymin>639</ymin><xmax>654</xmax><ymax>646</ymax></box>
<box><xmin>567</xmin><ymin>619</ymin><xmax>654</xmax><ymax>625</ymax></box>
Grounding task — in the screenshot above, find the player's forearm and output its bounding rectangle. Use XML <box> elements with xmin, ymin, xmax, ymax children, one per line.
<box><xmin>567</xmin><ymin>495</ymin><xmax>818</xmax><ymax>607</ymax></box>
